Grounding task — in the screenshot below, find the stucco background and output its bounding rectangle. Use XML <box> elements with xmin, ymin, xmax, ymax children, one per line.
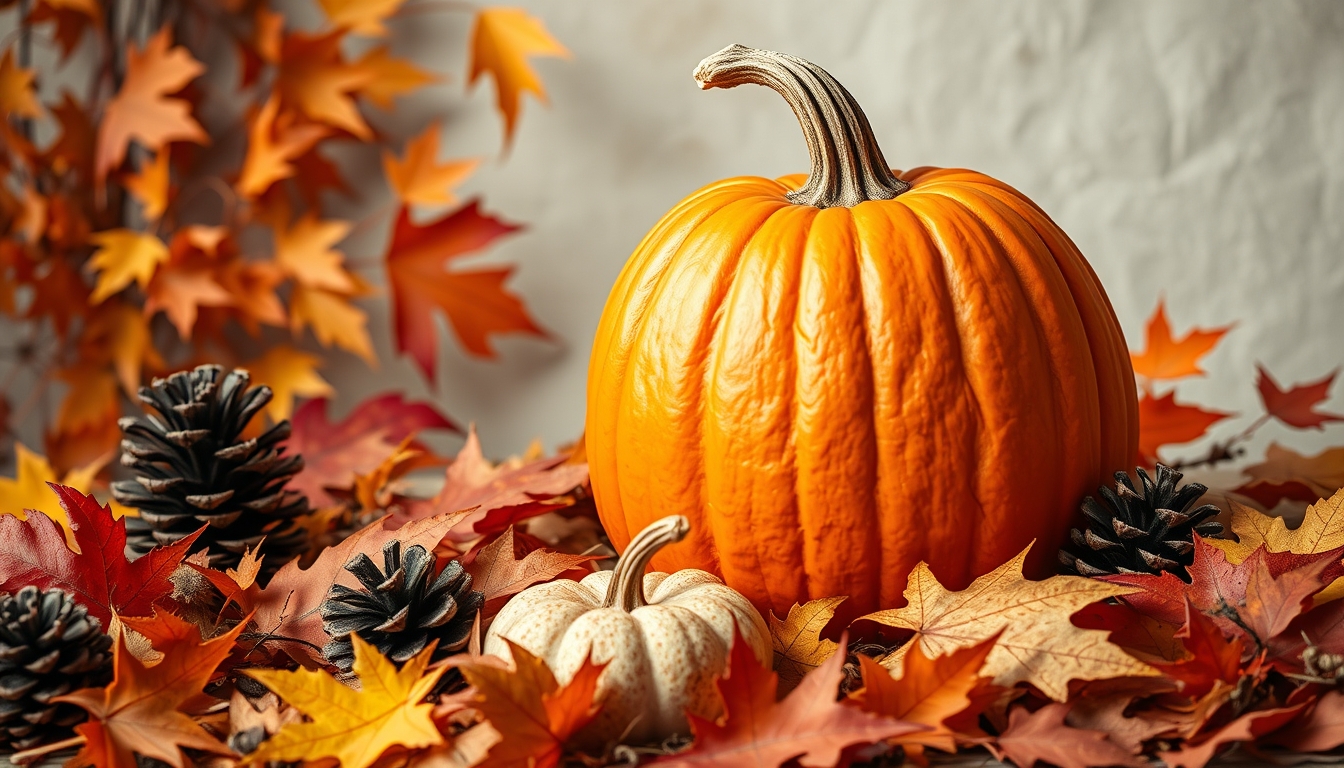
<box><xmin>11</xmin><ymin>0</ymin><xmax>1344</xmax><ymax>465</ymax></box>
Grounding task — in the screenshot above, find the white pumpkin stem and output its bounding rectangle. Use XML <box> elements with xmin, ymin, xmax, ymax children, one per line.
<box><xmin>602</xmin><ymin>515</ymin><xmax>690</xmax><ymax>612</ymax></box>
<box><xmin>693</xmin><ymin>44</ymin><xmax>908</xmax><ymax>209</ymax></box>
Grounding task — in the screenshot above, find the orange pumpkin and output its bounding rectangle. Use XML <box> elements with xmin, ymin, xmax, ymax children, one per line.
<box><xmin>585</xmin><ymin>45</ymin><xmax>1138</xmax><ymax>617</ymax></box>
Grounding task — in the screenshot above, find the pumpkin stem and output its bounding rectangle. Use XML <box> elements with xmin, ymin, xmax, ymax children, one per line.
<box><xmin>693</xmin><ymin>44</ymin><xmax>908</xmax><ymax>209</ymax></box>
<box><xmin>602</xmin><ymin>515</ymin><xmax>690</xmax><ymax>612</ymax></box>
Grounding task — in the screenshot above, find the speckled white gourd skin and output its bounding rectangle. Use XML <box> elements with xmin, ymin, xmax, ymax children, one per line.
<box><xmin>483</xmin><ymin>567</ymin><xmax>770</xmax><ymax>745</ymax></box>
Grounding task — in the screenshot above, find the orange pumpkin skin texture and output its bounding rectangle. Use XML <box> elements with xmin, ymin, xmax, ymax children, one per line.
<box><xmin>585</xmin><ymin>46</ymin><xmax>1139</xmax><ymax>618</ymax></box>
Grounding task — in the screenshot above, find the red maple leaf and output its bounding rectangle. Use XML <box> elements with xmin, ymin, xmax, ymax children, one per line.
<box><xmin>285</xmin><ymin>393</ymin><xmax>458</xmax><ymax>506</ymax></box>
<box><xmin>1255</xmin><ymin>365</ymin><xmax>1344</xmax><ymax>430</ymax></box>
<box><xmin>1138</xmin><ymin>391</ymin><xmax>1232</xmax><ymax>463</ymax></box>
<box><xmin>0</xmin><ymin>484</ymin><xmax>200</xmax><ymax>626</ymax></box>
<box><xmin>385</xmin><ymin>201</ymin><xmax>546</xmax><ymax>381</ymax></box>
<box><xmin>653</xmin><ymin>631</ymin><xmax>924</xmax><ymax>767</ymax></box>
<box><xmin>989</xmin><ymin>702</ymin><xmax>1144</xmax><ymax>768</ymax></box>
<box><xmin>1152</xmin><ymin>599</ymin><xmax>1245</xmax><ymax>698</ymax></box>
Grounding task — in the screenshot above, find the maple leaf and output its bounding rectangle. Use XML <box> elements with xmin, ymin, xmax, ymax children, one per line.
<box><xmin>863</xmin><ymin>544</ymin><xmax>1157</xmax><ymax>701</ymax></box>
<box><xmin>1137</xmin><ymin>390</ymin><xmax>1232</xmax><ymax>463</ymax></box>
<box><xmin>58</xmin><ymin>612</ymin><xmax>244</xmax><ymax>768</ymax></box>
<box><xmin>0</xmin><ymin>484</ymin><xmax>199</xmax><ymax>626</ymax></box>
<box><xmin>317</xmin><ymin>0</ymin><xmax>406</xmax><ymax>36</ymax></box>
<box><xmin>1063</xmin><ymin>678</ymin><xmax>1183</xmax><ymax>755</ymax></box>
<box><xmin>251</xmin><ymin>509</ymin><xmax>469</xmax><ymax>665</ymax></box>
<box><xmin>0</xmin><ymin>49</ymin><xmax>42</xmax><ymax>118</ymax></box>
<box><xmin>1159</xmin><ymin>704</ymin><xmax>1306</xmax><ymax>768</ymax></box>
<box><xmin>1214</xmin><ymin>491</ymin><xmax>1344</xmax><ymax>562</ymax></box>
<box><xmin>95</xmin><ymin>27</ymin><xmax>207</xmax><ymax>185</ymax></box>
<box><xmin>427</xmin><ymin>426</ymin><xmax>588</xmax><ymax>540</ymax></box>
<box><xmin>1256</xmin><ymin>365</ymin><xmax>1344</xmax><ymax>430</ymax></box>
<box><xmin>464</xmin><ymin>527</ymin><xmax>600</xmax><ymax>617</ymax></box>
<box><xmin>853</xmin><ymin>634</ymin><xmax>997</xmax><ymax>752</ymax></box>
<box><xmin>274</xmin><ymin>214</ymin><xmax>356</xmax><ymax>292</ymax></box>
<box><xmin>54</xmin><ymin>360</ymin><xmax>120</xmax><ymax>435</ymax></box>
<box><xmin>0</xmin><ymin>443</ymin><xmax>121</xmax><ymax>543</ymax></box>
<box><xmin>653</xmin><ymin>630</ymin><xmax>923</xmax><ymax>768</ymax></box>
<box><xmin>767</xmin><ymin>597</ymin><xmax>844</xmax><ymax>693</ymax></box>
<box><xmin>123</xmin><ymin>149</ymin><xmax>169</xmax><ymax>220</ymax></box>
<box><xmin>1129</xmin><ymin>301</ymin><xmax>1231</xmax><ymax>381</ymax></box>
<box><xmin>143</xmin><ymin>228</ymin><xmax>237</xmax><ymax>339</ymax></box>
<box><xmin>277</xmin><ymin>29</ymin><xmax>374</xmax><ymax>139</ymax></box>
<box><xmin>1154</xmin><ymin>599</ymin><xmax>1245</xmax><ymax>698</ymax></box>
<box><xmin>355</xmin><ymin>46</ymin><xmax>436</xmax><ymax>110</ymax></box>
<box><xmin>386</xmin><ymin>202</ymin><xmax>545</xmax><ymax>377</ymax></box>
<box><xmin>468</xmin><ymin>8</ymin><xmax>569</xmax><ymax>146</ymax></box>
<box><xmin>290</xmin><ymin>284</ymin><xmax>376</xmax><ymax>364</ymax></box>
<box><xmin>1264</xmin><ymin>690</ymin><xmax>1344</xmax><ymax>752</ymax></box>
<box><xmin>87</xmin><ymin>229</ymin><xmax>170</xmax><ymax>303</ymax></box>
<box><xmin>988</xmin><ymin>703</ymin><xmax>1143</xmax><ymax>768</ymax></box>
<box><xmin>458</xmin><ymin>640</ymin><xmax>606</xmax><ymax>768</ymax></box>
<box><xmin>285</xmin><ymin>393</ymin><xmax>457</xmax><ymax>507</ymax></box>
<box><xmin>237</xmin><ymin>95</ymin><xmax>328</xmax><ymax>198</ymax></box>
<box><xmin>1238</xmin><ymin>443</ymin><xmax>1344</xmax><ymax>503</ymax></box>
<box><xmin>83</xmin><ymin>298</ymin><xmax>162</xmax><ymax>396</ymax></box>
<box><xmin>245</xmin><ymin>635</ymin><xmax>445</xmax><ymax>768</ymax></box>
<box><xmin>384</xmin><ymin>123</ymin><xmax>478</xmax><ymax>206</ymax></box>
<box><xmin>27</xmin><ymin>0</ymin><xmax>100</xmax><ymax>62</ymax></box>
<box><xmin>243</xmin><ymin>345</ymin><xmax>333</xmax><ymax>423</ymax></box>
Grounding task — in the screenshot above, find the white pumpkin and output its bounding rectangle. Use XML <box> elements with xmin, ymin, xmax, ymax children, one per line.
<box><xmin>483</xmin><ymin>515</ymin><xmax>771</xmax><ymax>744</ymax></box>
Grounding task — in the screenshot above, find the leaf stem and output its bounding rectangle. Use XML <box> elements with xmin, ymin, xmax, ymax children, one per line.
<box><xmin>10</xmin><ymin>735</ymin><xmax>86</xmax><ymax>765</ymax></box>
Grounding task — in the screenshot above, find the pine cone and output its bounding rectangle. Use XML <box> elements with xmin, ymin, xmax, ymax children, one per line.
<box><xmin>1059</xmin><ymin>464</ymin><xmax>1223</xmax><ymax>578</ymax></box>
<box><xmin>0</xmin><ymin>587</ymin><xmax>112</xmax><ymax>751</ymax></box>
<box><xmin>320</xmin><ymin>541</ymin><xmax>482</xmax><ymax>672</ymax></box>
<box><xmin>112</xmin><ymin>365</ymin><xmax>310</xmax><ymax>581</ymax></box>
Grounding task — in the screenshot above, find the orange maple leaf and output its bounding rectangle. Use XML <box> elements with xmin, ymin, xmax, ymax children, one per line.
<box><xmin>468</xmin><ymin>7</ymin><xmax>569</xmax><ymax>146</ymax></box>
<box><xmin>276</xmin><ymin>30</ymin><xmax>374</xmax><ymax>139</ymax></box>
<box><xmin>458</xmin><ymin>640</ymin><xmax>606</xmax><ymax>768</ymax></box>
<box><xmin>143</xmin><ymin>228</ymin><xmax>236</xmax><ymax>339</ymax></box>
<box><xmin>290</xmin><ymin>284</ymin><xmax>376</xmax><ymax>364</ymax></box>
<box><xmin>383</xmin><ymin>122</ymin><xmax>478</xmax><ymax>206</ymax></box>
<box><xmin>316</xmin><ymin>0</ymin><xmax>406</xmax><ymax>36</ymax></box>
<box><xmin>56</xmin><ymin>612</ymin><xmax>244</xmax><ymax>768</ymax></box>
<box><xmin>0</xmin><ymin>49</ymin><xmax>42</xmax><ymax>118</ymax></box>
<box><xmin>1255</xmin><ymin>364</ymin><xmax>1344</xmax><ymax>430</ymax></box>
<box><xmin>122</xmin><ymin>150</ymin><xmax>169</xmax><ymax>220</ymax></box>
<box><xmin>355</xmin><ymin>46</ymin><xmax>436</xmax><ymax>110</ymax></box>
<box><xmin>273</xmin><ymin>214</ymin><xmax>356</xmax><ymax>292</ymax></box>
<box><xmin>237</xmin><ymin>95</ymin><xmax>329</xmax><ymax>198</ymax></box>
<box><xmin>94</xmin><ymin>27</ymin><xmax>207</xmax><ymax>186</ymax></box>
<box><xmin>1130</xmin><ymin>301</ymin><xmax>1232</xmax><ymax>382</ymax></box>
<box><xmin>1137</xmin><ymin>390</ymin><xmax>1233</xmax><ymax>463</ymax></box>
<box><xmin>386</xmin><ymin>202</ymin><xmax>545</xmax><ymax>379</ymax></box>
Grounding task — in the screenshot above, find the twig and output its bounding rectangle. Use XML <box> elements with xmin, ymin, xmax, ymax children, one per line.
<box><xmin>1169</xmin><ymin>413</ymin><xmax>1272</xmax><ymax>471</ymax></box>
<box><xmin>10</xmin><ymin>734</ymin><xmax>86</xmax><ymax>765</ymax></box>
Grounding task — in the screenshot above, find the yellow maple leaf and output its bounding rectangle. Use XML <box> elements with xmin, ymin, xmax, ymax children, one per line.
<box><xmin>289</xmin><ymin>284</ymin><xmax>376</xmax><ymax>365</ymax></box>
<box><xmin>244</xmin><ymin>635</ymin><xmax>445</xmax><ymax>768</ymax></box>
<box><xmin>317</xmin><ymin>0</ymin><xmax>407</xmax><ymax>37</ymax></box>
<box><xmin>861</xmin><ymin>544</ymin><xmax>1157</xmax><ymax>701</ymax></box>
<box><xmin>355</xmin><ymin>46</ymin><xmax>436</xmax><ymax>110</ymax></box>
<box><xmin>244</xmin><ymin>345</ymin><xmax>334</xmax><ymax>423</ymax></box>
<box><xmin>768</xmin><ymin>597</ymin><xmax>844</xmax><ymax>693</ymax></box>
<box><xmin>383</xmin><ymin>122</ymin><xmax>478</xmax><ymax>207</ymax></box>
<box><xmin>0</xmin><ymin>49</ymin><xmax>42</xmax><ymax>118</ymax></box>
<box><xmin>81</xmin><ymin>301</ymin><xmax>163</xmax><ymax>395</ymax></box>
<box><xmin>123</xmin><ymin>150</ymin><xmax>169</xmax><ymax>220</ymax></box>
<box><xmin>0</xmin><ymin>443</ymin><xmax>130</xmax><ymax>547</ymax></box>
<box><xmin>1208</xmin><ymin>491</ymin><xmax>1344</xmax><ymax>603</ymax></box>
<box><xmin>87</xmin><ymin>229</ymin><xmax>170</xmax><ymax>303</ymax></box>
<box><xmin>274</xmin><ymin>214</ymin><xmax>356</xmax><ymax>293</ymax></box>
<box><xmin>468</xmin><ymin>7</ymin><xmax>569</xmax><ymax>146</ymax></box>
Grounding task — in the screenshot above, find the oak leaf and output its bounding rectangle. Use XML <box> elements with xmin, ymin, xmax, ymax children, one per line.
<box><xmin>458</xmin><ymin>640</ymin><xmax>605</xmax><ymax>768</ymax></box>
<box><xmin>989</xmin><ymin>703</ymin><xmax>1144</xmax><ymax>768</ymax></box>
<box><xmin>317</xmin><ymin>0</ymin><xmax>406</xmax><ymax>37</ymax></box>
<box><xmin>767</xmin><ymin>597</ymin><xmax>844</xmax><ymax>693</ymax></box>
<box><xmin>0</xmin><ymin>49</ymin><xmax>41</xmax><ymax>118</ymax></box>
<box><xmin>852</xmin><ymin>634</ymin><xmax>997</xmax><ymax>752</ymax></box>
<box><xmin>386</xmin><ymin>202</ymin><xmax>544</xmax><ymax>377</ymax></box>
<box><xmin>242</xmin><ymin>345</ymin><xmax>333</xmax><ymax>423</ymax></box>
<box><xmin>1256</xmin><ymin>365</ymin><xmax>1344</xmax><ymax>430</ymax></box>
<box><xmin>653</xmin><ymin>630</ymin><xmax>924</xmax><ymax>768</ymax></box>
<box><xmin>251</xmin><ymin>509</ymin><xmax>470</xmax><ymax>665</ymax></box>
<box><xmin>95</xmin><ymin>27</ymin><xmax>207</xmax><ymax>185</ymax></box>
<box><xmin>384</xmin><ymin>123</ymin><xmax>478</xmax><ymax>206</ymax></box>
<box><xmin>1137</xmin><ymin>390</ymin><xmax>1232</xmax><ymax>463</ymax></box>
<box><xmin>87</xmin><ymin>229</ymin><xmax>169</xmax><ymax>303</ymax></box>
<box><xmin>285</xmin><ymin>393</ymin><xmax>457</xmax><ymax>507</ymax></box>
<box><xmin>0</xmin><ymin>484</ymin><xmax>198</xmax><ymax>626</ymax></box>
<box><xmin>57</xmin><ymin>612</ymin><xmax>244</xmax><ymax>768</ymax></box>
<box><xmin>1129</xmin><ymin>301</ymin><xmax>1231</xmax><ymax>381</ymax></box>
<box><xmin>464</xmin><ymin>527</ymin><xmax>600</xmax><ymax>617</ymax></box>
<box><xmin>123</xmin><ymin>149</ymin><xmax>169</xmax><ymax>220</ymax></box>
<box><xmin>245</xmin><ymin>635</ymin><xmax>446</xmax><ymax>768</ymax></box>
<box><xmin>237</xmin><ymin>96</ymin><xmax>328</xmax><ymax>198</ymax></box>
<box><xmin>864</xmin><ymin>545</ymin><xmax>1157</xmax><ymax>701</ymax></box>
<box><xmin>1212</xmin><ymin>491</ymin><xmax>1344</xmax><ymax>563</ymax></box>
<box><xmin>468</xmin><ymin>8</ymin><xmax>568</xmax><ymax>146</ymax></box>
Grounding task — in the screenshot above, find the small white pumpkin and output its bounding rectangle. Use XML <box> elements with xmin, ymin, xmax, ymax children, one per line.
<box><xmin>483</xmin><ymin>515</ymin><xmax>770</xmax><ymax>744</ymax></box>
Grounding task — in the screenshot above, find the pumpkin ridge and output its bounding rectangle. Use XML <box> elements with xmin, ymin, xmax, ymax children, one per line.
<box><xmin>703</xmin><ymin>203</ymin><xmax>816</xmax><ymax>613</ymax></box>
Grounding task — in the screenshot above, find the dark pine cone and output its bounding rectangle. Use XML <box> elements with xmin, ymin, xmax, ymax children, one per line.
<box><xmin>112</xmin><ymin>365</ymin><xmax>309</xmax><ymax>582</ymax></box>
<box><xmin>320</xmin><ymin>541</ymin><xmax>483</xmax><ymax>672</ymax></box>
<box><xmin>1059</xmin><ymin>464</ymin><xmax>1223</xmax><ymax>579</ymax></box>
<box><xmin>0</xmin><ymin>587</ymin><xmax>112</xmax><ymax>751</ymax></box>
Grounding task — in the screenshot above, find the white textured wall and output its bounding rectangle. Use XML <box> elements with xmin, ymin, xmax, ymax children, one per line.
<box><xmin>339</xmin><ymin>0</ymin><xmax>1343</xmax><ymax>461</ymax></box>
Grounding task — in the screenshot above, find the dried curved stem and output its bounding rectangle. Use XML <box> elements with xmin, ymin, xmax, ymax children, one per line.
<box><xmin>694</xmin><ymin>44</ymin><xmax>907</xmax><ymax>208</ymax></box>
<box><xmin>602</xmin><ymin>516</ymin><xmax>690</xmax><ymax>611</ymax></box>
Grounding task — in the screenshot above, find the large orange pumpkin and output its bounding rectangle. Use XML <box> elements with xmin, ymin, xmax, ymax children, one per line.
<box><xmin>586</xmin><ymin>45</ymin><xmax>1139</xmax><ymax>617</ymax></box>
